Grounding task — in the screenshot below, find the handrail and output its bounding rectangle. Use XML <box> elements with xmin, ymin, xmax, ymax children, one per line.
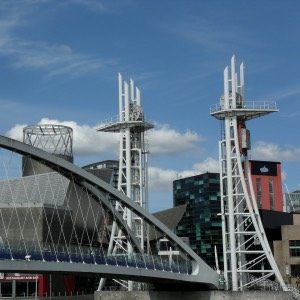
<box><xmin>210</xmin><ymin>101</ymin><xmax>277</xmax><ymax>114</ymax></box>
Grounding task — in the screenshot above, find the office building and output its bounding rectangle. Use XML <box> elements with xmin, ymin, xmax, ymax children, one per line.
<box><xmin>284</xmin><ymin>190</ymin><xmax>300</xmax><ymax>213</ymax></box>
<box><xmin>83</xmin><ymin>160</ymin><xmax>119</xmax><ymax>189</ymax></box>
<box><xmin>249</xmin><ymin>160</ymin><xmax>284</xmax><ymax>212</ymax></box>
<box><xmin>173</xmin><ymin>172</ymin><xmax>222</xmax><ymax>269</ymax></box>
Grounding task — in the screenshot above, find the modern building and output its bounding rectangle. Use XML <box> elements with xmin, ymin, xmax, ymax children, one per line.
<box><xmin>274</xmin><ymin>214</ymin><xmax>300</xmax><ymax>287</ymax></box>
<box><xmin>173</xmin><ymin>172</ymin><xmax>222</xmax><ymax>269</ymax></box>
<box><xmin>249</xmin><ymin>160</ymin><xmax>284</xmax><ymax>212</ymax></box>
<box><xmin>284</xmin><ymin>190</ymin><xmax>300</xmax><ymax>213</ymax></box>
<box><xmin>0</xmin><ymin>125</ymin><xmax>106</xmax><ymax>297</ymax></box>
<box><xmin>172</xmin><ymin>163</ymin><xmax>286</xmax><ymax>269</ymax></box>
<box><xmin>83</xmin><ymin>160</ymin><xmax>119</xmax><ymax>189</ymax></box>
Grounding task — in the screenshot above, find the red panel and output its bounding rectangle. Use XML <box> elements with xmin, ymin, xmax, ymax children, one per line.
<box><xmin>38</xmin><ymin>275</ymin><xmax>47</xmax><ymax>297</ymax></box>
<box><xmin>249</xmin><ymin>161</ymin><xmax>283</xmax><ymax>212</ymax></box>
<box><xmin>63</xmin><ymin>275</ymin><xmax>75</xmax><ymax>296</ymax></box>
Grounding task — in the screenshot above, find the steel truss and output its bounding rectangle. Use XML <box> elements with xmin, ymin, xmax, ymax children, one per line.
<box><xmin>98</xmin><ymin>74</ymin><xmax>153</xmax><ymax>291</ymax></box>
<box><xmin>0</xmin><ymin>134</ymin><xmax>218</xmax><ymax>289</ymax></box>
<box><xmin>211</xmin><ymin>56</ymin><xmax>287</xmax><ymax>291</ymax></box>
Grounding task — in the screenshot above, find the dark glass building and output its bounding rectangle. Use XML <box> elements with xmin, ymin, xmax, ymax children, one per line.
<box><xmin>173</xmin><ymin>172</ymin><xmax>222</xmax><ymax>269</ymax></box>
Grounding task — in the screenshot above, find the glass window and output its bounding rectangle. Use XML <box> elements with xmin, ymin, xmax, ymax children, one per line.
<box><xmin>290</xmin><ymin>240</ymin><xmax>300</xmax><ymax>257</ymax></box>
<box><xmin>269</xmin><ymin>178</ymin><xmax>275</xmax><ymax>210</ymax></box>
<box><xmin>291</xmin><ymin>265</ymin><xmax>300</xmax><ymax>277</ymax></box>
<box><xmin>256</xmin><ymin>178</ymin><xmax>262</xmax><ymax>208</ymax></box>
<box><xmin>1</xmin><ymin>282</ymin><xmax>13</xmax><ymax>297</ymax></box>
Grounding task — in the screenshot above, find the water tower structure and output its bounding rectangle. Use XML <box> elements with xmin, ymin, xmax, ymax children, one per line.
<box><xmin>22</xmin><ymin>124</ymin><xmax>73</xmax><ymax>176</ymax></box>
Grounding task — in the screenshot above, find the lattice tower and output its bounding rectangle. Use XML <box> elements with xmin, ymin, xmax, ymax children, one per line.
<box><xmin>97</xmin><ymin>73</ymin><xmax>153</xmax><ymax>291</ymax></box>
<box><xmin>210</xmin><ymin>56</ymin><xmax>287</xmax><ymax>291</ymax></box>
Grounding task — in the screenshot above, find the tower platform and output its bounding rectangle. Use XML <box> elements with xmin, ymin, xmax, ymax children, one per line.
<box><xmin>98</xmin><ymin>120</ymin><xmax>154</xmax><ymax>133</ymax></box>
<box><xmin>210</xmin><ymin>101</ymin><xmax>278</xmax><ymax>121</ymax></box>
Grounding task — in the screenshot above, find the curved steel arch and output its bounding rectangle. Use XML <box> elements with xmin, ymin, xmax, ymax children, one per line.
<box><xmin>0</xmin><ymin>135</ymin><xmax>218</xmax><ymax>287</ymax></box>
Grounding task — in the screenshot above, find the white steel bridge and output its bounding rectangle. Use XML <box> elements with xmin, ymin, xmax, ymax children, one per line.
<box><xmin>0</xmin><ymin>135</ymin><xmax>218</xmax><ymax>289</ymax></box>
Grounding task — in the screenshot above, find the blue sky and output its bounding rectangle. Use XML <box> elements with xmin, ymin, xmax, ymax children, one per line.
<box><xmin>0</xmin><ymin>0</ymin><xmax>299</xmax><ymax>211</ymax></box>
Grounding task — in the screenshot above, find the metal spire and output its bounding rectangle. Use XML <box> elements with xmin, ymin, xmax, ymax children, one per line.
<box><xmin>211</xmin><ymin>55</ymin><xmax>287</xmax><ymax>291</ymax></box>
<box><xmin>97</xmin><ymin>73</ymin><xmax>154</xmax><ymax>291</ymax></box>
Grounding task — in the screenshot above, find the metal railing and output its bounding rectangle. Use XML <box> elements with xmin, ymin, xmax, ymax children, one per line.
<box><xmin>98</xmin><ymin>114</ymin><xmax>154</xmax><ymax>129</ymax></box>
<box><xmin>0</xmin><ymin>246</ymin><xmax>193</xmax><ymax>275</ymax></box>
<box><xmin>210</xmin><ymin>101</ymin><xmax>277</xmax><ymax>114</ymax></box>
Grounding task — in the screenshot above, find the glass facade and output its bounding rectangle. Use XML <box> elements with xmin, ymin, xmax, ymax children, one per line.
<box><xmin>173</xmin><ymin>172</ymin><xmax>222</xmax><ymax>268</ymax></box>
<box><xmin>284</xmin><ymin>190</ymin><xmax>300</xmax><ymax>213</ymax></box>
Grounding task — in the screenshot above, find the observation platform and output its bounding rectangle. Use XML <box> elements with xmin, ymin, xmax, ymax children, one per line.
<box><xmin>97</xmin><ymin>115</ymin><xmax>154</xmax><ymax>133</ymax></box>
<box><xmin>210</xmin><ymin>101</ymin><xmax>278</xmax><ymax>121</ymax></box>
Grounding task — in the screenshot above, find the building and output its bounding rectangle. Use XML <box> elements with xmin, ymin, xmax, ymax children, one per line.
<box><xmin>249</xmin><ymin>160</ymin><xmax>284</xmax><ymax>212</ymax></box>
<box><xmin>274</xmin><ymin>214</ymin><xmax>300</xmax><ymax>287</ymax></box>
<box><xmin>172</xmin><ymin>163</ymin><xmax>285</xmax><ymax>269</ymax></box>
<box><xmin>284</xmin><ymin>190</ymin><xmax>300</xmax><ymax>213</ymax></box>
<box><xmin>0</xmin><ymin>125</ymin><xmax>106</xmax><ymax>297</ymax></box>
<box><xmin>83</xmin><ymin>160</ymin><xmax>119</xmax><ymax>189</ymax></box>
<box><xmin>173</xmin><ymin>172</ymin><xmax>222</xmax><ymax>269</ymax></box>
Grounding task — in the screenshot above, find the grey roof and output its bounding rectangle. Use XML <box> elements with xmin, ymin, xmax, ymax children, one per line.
<box><xmin>84</xmin><ymin>168</ymin><xmax>113</xmax><ymax>185</ymax></box>
<box><xmin>0</xmin><ymin>172</ymin><xmax>69</xmax><ymax>206</ymax></box>
<box><xmin>149</xmin><ymin>204</ymin><xmax>187</xmax><ymax>241</ymax></box>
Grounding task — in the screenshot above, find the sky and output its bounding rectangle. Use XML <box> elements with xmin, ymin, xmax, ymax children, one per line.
<box><xmin>0</xmin><ymin>0</ymin><xmax>299</xmax><ymax>212</ymax></box>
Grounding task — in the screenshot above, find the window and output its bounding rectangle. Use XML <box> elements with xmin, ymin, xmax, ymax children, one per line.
<box><xmin>256</xmin><ymin>178</ymin><xmax>262</xmax><ymax>208</ymax></box>
<box><xmin>290</xmin><ymin>240</ymin><xmax>300</xmax><ymax>257</ymax></box>
<box><xmin>269</xmin><ymin>178</ymin><xmax>275</xmax><ymax>210</ymax></box>
<box><xmin>291</xmin><ymin>265</ymin><xmax>300</xmax><ymax>277</ymax></box>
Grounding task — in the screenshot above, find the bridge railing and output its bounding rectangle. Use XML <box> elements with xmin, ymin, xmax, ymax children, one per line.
<box><xmin>0</xmin><ymin>246</ymin><xmax>193</xmax><ymax>275</ymax></box>
<box><xmin>210</xmin><ymin>101</ymin><xmax>277</xmax><ymax>114</ymax></box>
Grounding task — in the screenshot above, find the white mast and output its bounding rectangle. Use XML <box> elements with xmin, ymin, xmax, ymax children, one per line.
<box><xmin>98</xmin><ymin>73</ymin><xmax>153</xmax><ymax>291</ymax></box>
<box><xmin>211</xmin><ymin>55</ymin><xmax>287</xmax><ymax>291</ymax></box>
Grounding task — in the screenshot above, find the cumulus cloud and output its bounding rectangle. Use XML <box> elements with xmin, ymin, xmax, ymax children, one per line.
<box><xmin>148</xmin><ymin>158</ymin><xmax>219</xmax><ymax>192</ymax></box>
<box><xmin>148</xmin><ymin>124</ymin><xmax>201</xmax><ymax>155</ymax></box>
<box><xmin>6</xmin><ymin>118</ymin><xmax>119</xmax><ymax>156</ymax></box>
<box><xmin>252</xmin><ymin>141</ymin><xmax>300</xmax><ymax>162</ymax></box>
<box><xmin>6</xmin><ymin>119</ymin><xmax>203</xmax><ymax>157</ymax></box>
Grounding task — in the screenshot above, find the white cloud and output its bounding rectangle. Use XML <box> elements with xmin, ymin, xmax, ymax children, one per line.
<box><xmin>0</xmin><ymin>37</ymin><xmax>115</xmax><ymax>78</ymax></box>
<box><xmin>148</xmin><ymin>124</ymin><xmax>201</xmax><ymax>155</ymax></box>
<box><xmin>6</xmin><ymin>123</ymin><xmax>27</xmax><ymax>141</ymax></box>
<box><xmin>0</xmin><ymin>8</ymin><xmax>115</xmax><ymax>78</ymax></box>
<box><xmin>148</xmin><ymin>158</ymin><xmax>219</xmax><ymax>192</ymax></box>
<box><xmin>6</xmin><ymin>119</ymin><xmax>203</xmax><ymax>157</ymax></box>
<box><xmin>252</xmin><ymin>141</ymin><xmax>300</xmax><ymax>162</ymax></box>
<box><xmin>6</xmin><ymin>118</ymin><xmax>218</xmax><ymax>193</ymax></box>
<box><xmin>6</xmin><ymin>118</ymin><xmax>119</xmax><ymax>156</ymax></box>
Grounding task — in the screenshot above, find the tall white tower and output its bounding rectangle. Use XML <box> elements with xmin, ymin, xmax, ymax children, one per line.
<box><xmin>98</xmin><ymin>73</ymin><xmax>153</xmax><ymax>290</ymax></box>
<box><xmin>210</xmin><ymin>56</ymin><xmax>287</xmax><ymax>291</ymax></box>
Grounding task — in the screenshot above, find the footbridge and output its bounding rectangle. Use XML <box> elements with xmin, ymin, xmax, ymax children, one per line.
<box><xmin>0</xmin><ymin>135</ymin><xmax>218</xmax><ymax>289</ymax></box>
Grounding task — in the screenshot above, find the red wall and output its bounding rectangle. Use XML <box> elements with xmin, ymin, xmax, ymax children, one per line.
<box><xmin>250</xmin><ymin>161</ymin><xmax>283</xmax><ymax>212</ymax></box>
<box><xmin>63</xmin><ymin>275</ymin><xmax>75</xmax><ymax>296</ymax></box>
<box><xmin>38</xmin><ymin>275</ymin><xmax>47</xmax><ymax>297</ymax></box>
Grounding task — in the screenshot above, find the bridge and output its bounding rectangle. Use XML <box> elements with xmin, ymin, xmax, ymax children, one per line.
<box><xmin>0</xmin><ymin>134</ymin><xmax>218</xmax><ymax>290</ymax></box>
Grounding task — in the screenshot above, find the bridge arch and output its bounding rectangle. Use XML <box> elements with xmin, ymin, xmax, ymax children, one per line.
<box><xmin>0</xmin><ymin>135</ymin><xmax>218</xmax><ymax>288</ymax></box>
